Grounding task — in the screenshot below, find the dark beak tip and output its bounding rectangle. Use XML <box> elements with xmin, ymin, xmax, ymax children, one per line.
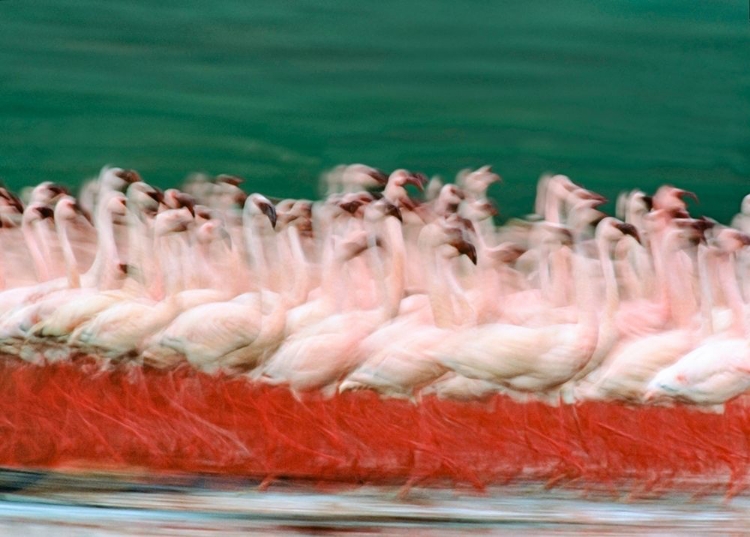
<box><xmin>37</xmin><ymin>206</ymin><xmax>54</xmax><ymax>219</ymax></box>
<box><xmin>680</xmin><ymin>190</ymin><xmax>699</xmax><ymax>203</ymax></box>
<box><xmin>259</xmin><ymin>202</ymin><xmax>277</xmax><ymax>228</ymax></box>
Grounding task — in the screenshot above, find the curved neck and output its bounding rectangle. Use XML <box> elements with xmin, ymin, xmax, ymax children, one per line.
<box><xmin>570</xmin><ymin>241</ymin><xmax>598</xmax><ymax>325</ymax></box>
<box><xmin>125</xmin><ymin>209</ymin><xmax>156</xmax><ymax>296</ymax></box>
<box><xmin>428</xmin><ymin>254</ymin><xmax>457</xmax><ymax>328</ymax></box>
<box><xmin>420</xmin><ymin>227</ymin><xmax>465</xmax><ymax>328</ymax></box>
<box><xmin>22</xmin><ymin>220</ymin><xmax>50</xmax><ymax>282</ymax></box>
<box><xmin>56</xmin><ymin>218</ymin><xmax>80</xmax><ymax>288</ymax></box>
<box><xmin>245</xmin><ymin>216</ymin><xmax>273</xmax><ymax>292</ymax></box>
<box><xmin>596</xmin><ymin>236</ymin><xmax>620</xmax><ymax>322</ymax></box>
<box><xmin>85</xmin><ymin>198</ymin><xmax>121</xmax><ymax>290</ymax></box>
<box><xmin>287</xmin><ymin>225</ymin><xmax>311</xmax><ymax>306</ymax></box>
<box><xmin>652</xmin><ymin>227</ymin><xmax>695</xmax><ymax>328</ymax></box>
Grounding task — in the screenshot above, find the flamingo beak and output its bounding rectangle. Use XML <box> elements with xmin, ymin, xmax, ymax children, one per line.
<box><xmin>1</xmin><ymin>190</ymin><xmax>24</xmax><ymax>213</ymax></box>
<box><xmin>48</xmin><ymin>184</ymin><xmax>69</xmax><ymax>197</ymax></box>
<box><xmin>406</xmin><ymin>173</ymin><xmax>428</xmax><ymax>192</ymax></box>
<box><xmin>678</xmin><ymin>189</ymin><xmax>699</xmax><ymax>204</ymax></box>
<box><xmin>216</xmin><ymin>174</ymin><xmax>244</xmax><ymax>187</ymax></box>
<box><xmin>146</xmin><ymin>188</ymin><xmax>164</xmax><ymax>204</ymax></box>
<box><xmin>452</xmin><ymin>238</ymin><xmax>477</xmax><ymax>265</ymax></box>
<box><xmin>339</xmin><ymin>200</ymin><xmax>361</xmax><ymax>214</ymax></box>
<box><xmin>371</xmin><ymin>169</ymin><xmax>389</xmax><ymax>186</ymax></box>
<box><xmin>175</xmin><ymin>193</ymin><xmax>196</xmax><ymax>217</ymax></box>
<box><xmin>615</xmin><ymin>222</ymin><xmax>641</xmax><ymax>243</ymax></box>
<box><xmin>482</xmin><ymin>201</ymin><xmax>498</xmax><ymax>217</ymax></box>
<box><xmin>36</xmin><ymin>206</ymin><xmax>54</xmax><ymax>219</ymax></box>
<box><xmin>579</xmin><ymin>191</ymin><xmax>608</xmax><ymax>206</ymax></box>
<box><xmin>115</xmin><ymin>169</ymin><xmax>142</xmax><ymax>184</ymax></box>
<box><xmin>258</xmin><ymin>201</ymin><xmax>277</xmax><ymax>229</ymax></box>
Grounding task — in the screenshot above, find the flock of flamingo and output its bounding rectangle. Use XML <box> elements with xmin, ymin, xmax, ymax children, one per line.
<box><xmin>1</xmin><ymin>164</ymin><xmax>749</xmax><ymax>411</ymax></box>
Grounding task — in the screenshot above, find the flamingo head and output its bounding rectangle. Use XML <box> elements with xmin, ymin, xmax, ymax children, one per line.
<box><xmin>342</xmin><ymin>164</ymin><xmax>389</xmax><ymax>191</ymax></box>
<box><xmin>274</xmin><ymin>199</ymin><xmax>298</xmax><ymax>228</ymax></box>
<box><xmin>127</xmin><ymin>182</ymin><xmax>164</xmax><ymax>218</ymax></box>
<box><xmin>437</xmin><ymin>184</ymin><xmax>466</xmax><ymax>215</ymax></box>
<box><xmin>388</xmin><ymin>169</ymin><xmax>427</xmax><ymax>192</ymax></box>
<box><xmin>153</xmin><ymin>207</ymin><xmax>194</xmax><ymax>236</ymax></box>
<box><xmin>31</xmin><ymin>182</ymin><xmax>69</xmax><ymax>205</ymax></box>
<box><xmin>449</xmin><ymin>235</ymin><xmax>477</xmax><ymax>265</ymax></box>
<box><xmin>110</xmin><ymin>168</ymin><xmax>142</xmax><ymax>190</ymax></box>
<box><xmin>461</xmin><ymin>198</ymin><xmax>497</xmax><ymax>222</ymax></box>
<box><xmin>338</xmin><ymin>193</ymin><xmax>369</xmax><ymax>216</ymax></box>
<box><xmin>653</xmin><ymin>185</ymin><xmax>698</xmax><ymax>214</ymax></box>
<box><xmin>247</xmin><ymin>194</ymin><xmax>277</xmax><ymax>229</ymax></box>
<box><xmin>714</xmin><ymin>227</ymin><xmax>750</xmax><ymax>253</ymax></box>
<box><xmin>23</xmin><ymin>202</ymin><xmax>55</xmax><ymax>225</ymax></box>
<box><xmin>105</xmin><ymin>192</ymin><xmax>128</xmax><ymax>225</ymax></box>
<box><xmin>0</xmin><ymin>188</ymin><xmax>24</xmax><ymax>228</ymax></box>
<box><xmin>463</xmin><ymin>165</ymin><xmax>501</xmax><ymax>196</ymax></box>
<box><xmin>364</xmin><ymin>198</ymin><xmax>403</xmax><ymax>223</ymax></box>
<box><xmin>436</xmin><ymin>218</ymin><xmax>477</xmax><ymax>265</ymax></box>
<box><xmin>163</xmin><ymin>189</ymin><xmax>196</xmax><ymax>217</ymax></box>
<box><xmin>54</xmin><ymin>195</ymin><xmax>90</xmax><ymax>223</ymax></box>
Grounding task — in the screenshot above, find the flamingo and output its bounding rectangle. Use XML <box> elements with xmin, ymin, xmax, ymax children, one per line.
<box><xmin>259</xmin><ymin>198</ymin><xmax>409</xmax><ymax>395</ymax></box>
<box><xmin>433</xmin><ymin>218</ymin><xmax>635</xmax><ymax>397</ymax></box>
<box><xmin>67</xmin><ymin>207</ymin><xmax>196</xmax><ymax>360</ymax></box>
<box><xmin>338</xmin><ymin>217</ymin><xmax>477</xmax><ymax>399</ymax></box>
<box><xmin>645</xmin><ymin>229</ymin><xmax>750</xmax><ymax>408</ymax></box>
<box><xmin>139</xmin><ymin>194</ymin><xmax>280</xmax><ymax>371</ymax></box>
<box><xmin>575</xmin><ymin>220</ymin><xmax>707</xmax><ymax>403</ymax></box>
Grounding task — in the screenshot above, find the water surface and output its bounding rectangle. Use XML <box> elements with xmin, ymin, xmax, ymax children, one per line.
<box><xmin>1</xmin><ymin>0</ymin><xmax>748</xmax><ymax>220</ymax></box>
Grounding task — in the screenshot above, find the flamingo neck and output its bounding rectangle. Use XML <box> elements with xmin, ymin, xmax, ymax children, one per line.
<box><xmin>428</xmin><ymin>254</ymin><xmax>456</xmax><ymax>328</ymax></box>
<box><xmin>85</xmin><ymin>199</ymin><xmax>121</xmax><ymax>290</ymax></box>
<box><xmin>56</xmin><ymin>217</ymin><xmax>80</xmax><ymax>289</ymax></box>
<box><xmin>544</xmin><ymin>187</ymin><xmax>562</xmax><ymax>223</ymax></box>
<box><xmin>287</xmin><ymin>226</ymin><xmax>311</xmax><ymax>306</ymax></box>
<box><xmin>125</xmin><ymin>210</ymin><xmax>156</xmax><ymax>296</ymax></box>
<box><xmin>696</xmin><ymin>244</ymin><xmax>716</xmax><ymax>337</ymax></box>
<box><xmin>320</xmin><ymin>236</ymin><xmax>347</xmax><ymax>313</ymax></box>
<box><xmin>718</xmin><ymin>251</ymin><xmax>747</xmax><ymax>337</ymax></box>
<box><xmin>597</xmin><ymin>237</ymin><xmax>620</xmax><ymax>323</ymax></box>
<box><xmin>245</xmin><ymin>216</ymin><xmax>273</xmax><ymax>292</ymax></box>
<box><xmin>652</xmin><ymin>226</ymin><xmax>696</xmax><ymax>328</ymax></box>
<box><xmin>22</xmin><ymin>220</ymin><xmax>50</xmax><ymax>282</ymax></box>
<box><xmin>381</xmin><ymin>217</ymin><xmax>406</xmax><ymax>320</ymax></box>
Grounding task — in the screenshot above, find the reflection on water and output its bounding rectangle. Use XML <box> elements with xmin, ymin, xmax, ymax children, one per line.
<box><xmin>1</xmin><ymin>478</ymin><xmax>749</xmax><ymax>535</ymax></box>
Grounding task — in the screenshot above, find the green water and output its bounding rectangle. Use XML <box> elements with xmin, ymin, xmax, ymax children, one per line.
<box><xmin>1</xmin><ymin>0</ymin><xmax>748</xmax><ymax>221</ymax></box>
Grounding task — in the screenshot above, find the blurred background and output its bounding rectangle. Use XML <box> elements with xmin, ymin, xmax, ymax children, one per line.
<box><xmin>0</xmin><ymin>0</ymin><xmax>748</xmax><ymax>221</ymax></box>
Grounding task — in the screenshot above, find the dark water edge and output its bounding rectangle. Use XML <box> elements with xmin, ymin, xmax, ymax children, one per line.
<box><xmin>1</xmin><ymin>470</ymin><xmax>750</xmax><ymax>535</ymax></box>
<box><xmin>1</xmin><ymin>0</ymin><xmax>749</xmax><ymax>222</ymax></box>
